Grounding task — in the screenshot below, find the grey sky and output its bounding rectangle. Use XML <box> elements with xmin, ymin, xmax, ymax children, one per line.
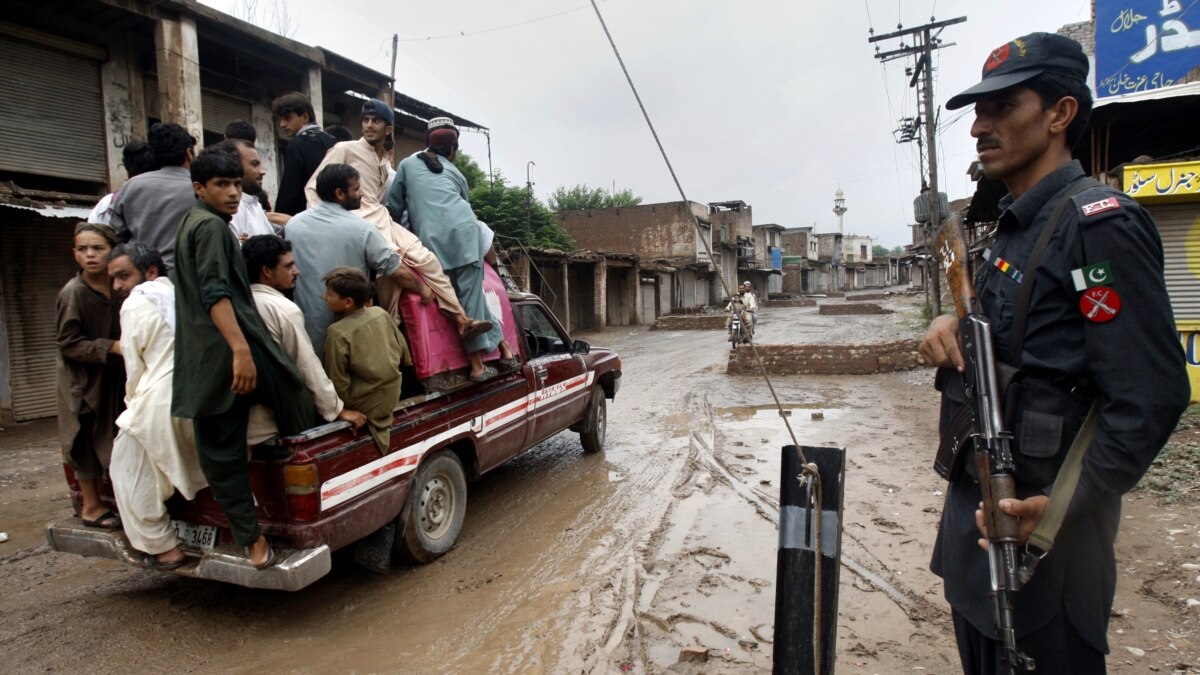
<box><xmin>204</xmin><ymin>0</ymin><xmax>1093</xmax><ymax>247</ymax></box>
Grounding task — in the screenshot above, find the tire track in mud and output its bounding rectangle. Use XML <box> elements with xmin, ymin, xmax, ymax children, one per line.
<box><xmin>693</xmin><ymin>392</ymin><xmax>946</xmax><ymax>626</ymax></box>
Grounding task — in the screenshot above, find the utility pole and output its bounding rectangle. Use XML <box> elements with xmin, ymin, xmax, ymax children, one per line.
<box><xmin>869</xmin><ymin>16</ymin><xmax>965</xmax><ymax>318</ymax></box>
<box><xmin>526</xmin><ymin>161</ymin><xmax>536</xmax><ymax>234</ymax></box>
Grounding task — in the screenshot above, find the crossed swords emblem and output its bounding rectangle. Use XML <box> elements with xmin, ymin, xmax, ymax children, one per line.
<box><xmin>1083</xmin><ymin>289</ymin><xmax>1118</xmax><ymax>319</ymax></box>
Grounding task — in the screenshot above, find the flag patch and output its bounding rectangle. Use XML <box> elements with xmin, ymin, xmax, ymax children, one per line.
<box><xmin>1081</xmin><ymin>198</ymin><xmax>1120</xmax><ymax>217</ymax></box>
<box><xmin>1070</xmin><ymin>261</ymin><xmax>1114</xmax><ymax>291</ymax></box>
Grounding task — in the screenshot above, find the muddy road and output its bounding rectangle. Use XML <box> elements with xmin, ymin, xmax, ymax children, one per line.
<box><xmin>3</xmin><ymin>293</ymin><xmax>1198</xmax><ymax>673</ymax></box>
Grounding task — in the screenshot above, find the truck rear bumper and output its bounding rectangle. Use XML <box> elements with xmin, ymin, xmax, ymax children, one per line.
<box><xmin>45</xmin><ymin>519</ymin><xmax>331</xmax><ymax>592</ymax></box>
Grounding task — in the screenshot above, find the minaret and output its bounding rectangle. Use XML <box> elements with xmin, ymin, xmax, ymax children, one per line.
<box><xmin>833</xmin><ymin>187</ymin><xmax>847</xmax><ymax>234</ymax></box>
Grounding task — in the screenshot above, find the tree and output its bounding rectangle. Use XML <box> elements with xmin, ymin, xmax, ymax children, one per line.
<box><xmin>548</xmin><ymin>183</ymin><xmax>643</xmax><ymax>212</ymax></box>
<box><xmin>469</xmin><ymin>172</ymin><xmax>574</xmax><ymax>250</ymax></box>
<box><xmin>451</xmin><ymin>152</ymin><xmax>488</xmax><ymax>192</ymax></box>
<box><xmin>890</xmin><ymin>245</ymin><xmax>907</xmax><ymax>256</ymax></box>
<box><xmin>872</xmin><ymin>244</ymin><xmax>891</xmax><ymax>258</ymax></box>
<box><xmin>229</xmin><ymin>0</ymin><xmax>298</xmax><ymax>37</ymax></box>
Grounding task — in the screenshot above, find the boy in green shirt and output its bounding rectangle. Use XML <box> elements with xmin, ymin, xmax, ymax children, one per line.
<box><xmin>322</xmin><ymin>267</ymin><xmax>411</xmax><ymax>454</ymax></box>
<box><xmin>173</xmin><ymin>146</ymin><xmax>318</xmax><ymax>569</ymax></box>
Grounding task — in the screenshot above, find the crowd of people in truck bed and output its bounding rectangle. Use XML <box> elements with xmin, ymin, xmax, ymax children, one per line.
<box><xmin>59</xmin><ymin>93</ymin><xmax>518</xmax><ymax>570</ymax></box>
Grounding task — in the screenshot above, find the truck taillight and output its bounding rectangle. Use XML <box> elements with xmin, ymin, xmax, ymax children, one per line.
<box><xmin>284</xmin><ymin>463</ymin><xmax>320</xmax><ymax>522</ymax></box>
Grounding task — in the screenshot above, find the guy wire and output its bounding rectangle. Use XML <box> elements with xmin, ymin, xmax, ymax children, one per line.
<box><xmin>588</xmin><ymin>2</ymin><xmax>825</xmax><ymax>671</ymax></box>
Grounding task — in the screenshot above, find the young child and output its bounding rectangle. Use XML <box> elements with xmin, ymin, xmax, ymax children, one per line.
<box><xmin>57</xmin><ymin>222</ymin><xmax>125</xmax><ymax>529</ymax></box>
<box><xmin>322</xmin><ymin>267</ymin><xmax>412</xmax><ymax>453</ymax></box>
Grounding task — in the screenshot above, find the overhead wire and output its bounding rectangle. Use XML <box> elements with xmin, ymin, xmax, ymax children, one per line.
<box><xmin>587</xmin><ymin>2</ymin><xmax>825</xmax><ymax>670</ymax></box>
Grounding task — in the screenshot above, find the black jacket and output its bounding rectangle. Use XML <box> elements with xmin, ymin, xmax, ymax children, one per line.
<box><xmin>930</xmin><ymin>160</ymin><xmax>1189</xmax><ymax>653</ymax></box>
<box><xmin>275</xmin><ymin>126</ymin><xmax>336</xmax><ymax>215</ymax></box>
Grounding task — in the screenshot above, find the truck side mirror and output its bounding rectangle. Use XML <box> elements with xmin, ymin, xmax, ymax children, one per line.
<box><xmin>572</xmin><ymin>339</ymin><xmax>590</xmax><ymax>355</ymax></box>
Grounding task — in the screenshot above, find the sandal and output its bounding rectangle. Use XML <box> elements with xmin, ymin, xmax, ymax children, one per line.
<box><xmin>81</xmin><ymin>509</ymin><xmax>121</xmax><ymax>530</ymax></box>
<box><xmin>496</xmin><ymin>357</ymin><xmax>520</xmax><ymax>370</ymax></box>
<box><xmin>246</xmin><ymin>541</ymin><xmax>276</xmax><ymax>570</ymax></box>
<box><xmin>137</xmin><ymin>551</ymin><xmax>186</xmax><ymax>571</ymax></box>
<box><xmin>460</xmin><ymin>319</ymin><xmax>493</xmax><ymax>341</ymax></box>
<box><xmin>469</xmin><ymin>366</ymin><xmax>499</xmax><ymax>383</ymax></box>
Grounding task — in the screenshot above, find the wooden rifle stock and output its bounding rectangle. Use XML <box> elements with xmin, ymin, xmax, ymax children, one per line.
<box><xmin>934</xmin><ymin>213</ymin><xmax>974</xmax><ymax>320</ymax></box>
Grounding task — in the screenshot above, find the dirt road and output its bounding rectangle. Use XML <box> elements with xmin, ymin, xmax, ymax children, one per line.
<box><xmin>2</xmin><ymin>293</ymin><xmax>1198</xmax><ymax>673</ymax></box>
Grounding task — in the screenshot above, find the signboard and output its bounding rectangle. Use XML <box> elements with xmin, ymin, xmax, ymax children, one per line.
<box><xmin>1124</xmin><ymin>160</ymin><xmax>1200</xmax><ymax>202</ymax></box>
<box><xmin>1095</xmin><ymin>0</ymin><xmax>1200</xmax><ymax>99</ymax></box>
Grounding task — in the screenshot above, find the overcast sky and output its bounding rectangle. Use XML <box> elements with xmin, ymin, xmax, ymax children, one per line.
<box><xmin>204</xmin><ymin>0</ymin><xmax>1093</xmax><ymax>247</ymax></box>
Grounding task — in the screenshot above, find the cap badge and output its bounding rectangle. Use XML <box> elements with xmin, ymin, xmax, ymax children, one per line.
<box><xmin>985</xmin><ymin>43</ymin><xmax>1011</xmax><ymax>71</ymax></box>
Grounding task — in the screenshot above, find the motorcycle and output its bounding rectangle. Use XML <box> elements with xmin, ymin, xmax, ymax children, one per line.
<box><xmin>728</xmin><ymin>302</ymin><xmax>751</xmax><ymax>350</ymax></box>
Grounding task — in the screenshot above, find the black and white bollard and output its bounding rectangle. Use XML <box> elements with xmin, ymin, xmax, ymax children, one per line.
<box><xmin>773</xmin><ymin>444</ymin><xmax>845</xmax><ymax>675</ymax></box>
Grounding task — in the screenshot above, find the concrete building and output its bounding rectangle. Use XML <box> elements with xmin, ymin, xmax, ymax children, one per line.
<box><xmin>749</xmin><ymin>223</ymin><xmax>784</xmax><ymax>295</ymax></box>
<box><xmin>504</xmin><ymin>248</ymin><xmax>642</xmax><ymax>332</ymax></box>
<box><xmin>0</xmin><ymin>0</ymin><xmax>480</xmax><ymax>424</ymax></box>
<box><xmin>556</xmin><ymin>201</ymin><xmax>722</xmax><ymax>311</ymax></box>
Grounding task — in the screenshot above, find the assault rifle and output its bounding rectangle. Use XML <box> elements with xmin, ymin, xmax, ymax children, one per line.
<box><xmin>934</xmin><ymin>215</ymin><xmax>1036</xmax><ymax>672</ymax></box>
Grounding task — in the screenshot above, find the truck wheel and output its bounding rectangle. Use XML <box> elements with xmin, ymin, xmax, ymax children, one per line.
<box><xmin>580</xmin><ymin>388</ymin><xmax>607</xmax><ymax>454</ymax></box>
<box><xmin>398</xmin><ymin>451</ymin><xmax>467</xmax><ymax>563</ymax></box>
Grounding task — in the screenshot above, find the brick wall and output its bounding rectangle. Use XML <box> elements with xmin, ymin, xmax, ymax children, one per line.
<box><xmin>818</xmin><ymin>303</ymin><xmax>892</xmax><ymax>315</ymax></box>
<box><xmin>726</xmin><ymin>340</ymin><xmax>921</xmax><ymax>375</ymax></box>
<box><xmin>1057</xmin><ymin>20</ymin><xmax>1095</xmax><ymax>56</ymax></box>
<box><xmin>556</xmin><ymin>202</ymin><xmax>704</xmax><ymax>260</ymax></box>
<box><xmin>767</xmin><ymin>298</ymin><xmax>817</xmax><ymax>307</ymax></box>
<box><xmin>652</xmin><ymin>314</ymin><xmax>727</xmax><ymax>330</ymax></box>
<box><xmin>845</xmin><ymin>293</ymin><xmax>890</xmax><ymax>302</ymax></box>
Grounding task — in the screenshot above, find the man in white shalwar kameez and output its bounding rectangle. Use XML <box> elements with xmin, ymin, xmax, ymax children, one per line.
<box><xmin>240</xmin><ymin>235</ymin><xmax>367</xmax><ymax>443</ymax></box>
<box><xmin>107</xmin><ymin>243</ymin><xmax>207</xmax><ymax>569</ymax></box>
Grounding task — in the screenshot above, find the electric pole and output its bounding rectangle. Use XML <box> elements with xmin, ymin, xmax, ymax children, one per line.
<box><xmin>869</xmin><ymin>16</ymin><xmax>965</xmax><ymax>318</ymax></box>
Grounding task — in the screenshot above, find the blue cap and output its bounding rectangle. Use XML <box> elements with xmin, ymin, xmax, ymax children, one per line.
<box><xmin>361</xmin><ymin>98</ymin><xmax>394</xmax><ymax>125</ymax></box>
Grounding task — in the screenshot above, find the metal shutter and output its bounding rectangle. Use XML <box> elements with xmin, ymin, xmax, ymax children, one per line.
<box><xmin>200</xmin><ymin>90</ymin><xmax>251</xmax><ymax>134</ymax></box>
<box><xmin>0</xmin><ymin>36</ymin><xmax>106</xmax><ymax>182</ymax></box>
<box><xmin>1</xmin><ymin>219</ymin><xmax>77</xmax><ymax>420</ymax></box>
<box><xmin>144</xmin><ymin>78</ymin><xmax>251</xmax><ymax>135</ymax></box>
<box><xmin>1153</xmin><ymin>203</ymin><xmax>1200</xmax><ymax>323</ymax></box>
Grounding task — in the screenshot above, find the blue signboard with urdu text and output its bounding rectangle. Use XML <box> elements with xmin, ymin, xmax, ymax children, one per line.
<box><xmin>1094</xmin><ymin>0</ymin><xmax>1200</xmax><ymax>98</ymax></box>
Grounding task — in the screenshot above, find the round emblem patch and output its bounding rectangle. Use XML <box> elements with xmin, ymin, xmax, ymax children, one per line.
<box><xmin>1079</xmin><ymin>286</ymin><xmax>1121</xmax><ymax>323</ymax></box>
<box><xmin>985</xmin><ymin>43</ymin><xmax>1011</xmax><ymax>72</ymax></box>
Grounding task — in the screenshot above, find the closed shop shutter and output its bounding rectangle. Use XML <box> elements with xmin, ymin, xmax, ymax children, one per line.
<box><xmin>1153</xmin><ymin>203</ymin><xmax>1200</xmax><ymax>323</ymax></box>
<box><xmin>200</xmin><ymin>90</ymin><xmax>251</xmax><ymax>134</ymax></box>
<box><xmin>144</xmin><ymin>78</ymin><xmax>251</xmax><ymax>134</ymax></box>
<box><xmin>0</xmin><ymin>36</ymin><xmax>106</xmax><ymax>182</ymax></box>
<box><xmin>641</xmin><ymin>281</ymin><xmax>656</xmax><ymax>323</ymax></box>
<box><xmin>1</xmin><ymin>218</ymin><xmax>77</xmax><ymax>420</ymax></box>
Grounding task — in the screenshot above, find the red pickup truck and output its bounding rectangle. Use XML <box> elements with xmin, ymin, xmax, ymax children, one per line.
<box><xmin>45</xmin><ymin>292</ymin><xmax>621</xmax><ymax>591</ymax></box>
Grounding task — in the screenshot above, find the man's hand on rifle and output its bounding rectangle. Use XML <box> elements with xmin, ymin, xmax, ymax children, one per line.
<box><xmin>919</xmin><ymin>315</ymin><xmax>965</xmax><ymax>371</ymax></box>
<box><xmin>974</xmin><ymin>495</ymin><xmax>1050</xmax><ymax>551</ymax></box>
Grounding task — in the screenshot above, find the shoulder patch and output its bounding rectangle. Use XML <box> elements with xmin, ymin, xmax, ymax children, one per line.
<box><xmin>1081</xmin><ymin>197</ymin><xmax>1120</xmax><ymax>217</ymax></box>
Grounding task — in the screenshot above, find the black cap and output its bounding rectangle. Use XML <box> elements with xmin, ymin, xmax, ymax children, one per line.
<box><xmin>946</xmin><ymin>32</ymin><xmax>1089</xmax><ymax>110</ymax></box>
<box><xmin>361</xmin><ymin>98</ymin><xmax>395</xmax><ymax>126</ymax></box>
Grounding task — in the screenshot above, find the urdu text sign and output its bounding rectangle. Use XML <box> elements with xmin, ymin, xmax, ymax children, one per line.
<box><xmin>1094</xmin><ymin>0</ymin><xmax>1200</xmax><ymax>99</ymax></box>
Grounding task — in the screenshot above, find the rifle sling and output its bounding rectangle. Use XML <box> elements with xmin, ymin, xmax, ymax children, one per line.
<box><xmin>1001</xmin><ymin>178</ymin><xmax>1101</xmax><ymax>584</ymax></box>
<box><xmin>1018</xmin><ymin>395</ymin><xmax>1103</xmax><ymax>584</ymax></box>
<box><xmin>1008</xmin><ymin>179</ymin><xmax>1098</xmax><ymax>364</ymax></box>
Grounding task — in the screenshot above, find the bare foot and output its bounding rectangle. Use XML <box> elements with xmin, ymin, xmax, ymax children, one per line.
<box><xmin>247</xmin><ymin>535</ymin><xmax>272</xmax><ymax>568</ymax></box>
<box><xmin>158</xmin><ymin>547</ymin><xmax>186</xmax><ymax>565</ymax></box>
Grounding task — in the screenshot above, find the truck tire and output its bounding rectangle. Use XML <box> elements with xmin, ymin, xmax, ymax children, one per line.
<box><xmin>398</xmin><ymin>451</ymin><xmax>468</xmax><ymax>563</ymax></box>
<box><xmin>580</xmin><ymin>387</ymin><xmax>607</xmax><ymax>454</ymax></box>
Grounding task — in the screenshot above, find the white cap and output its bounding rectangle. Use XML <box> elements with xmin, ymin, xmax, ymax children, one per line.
<box><xmin>427</xmin><ymin>116</ymin><xmax>457</xmax><ymax>132</ymax></box>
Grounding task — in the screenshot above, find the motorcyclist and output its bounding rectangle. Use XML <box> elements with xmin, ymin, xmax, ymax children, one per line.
<box><xmin>725</xmin><ymin>281</ymin><xmax>756</xmax><ymax>342</ymax></box>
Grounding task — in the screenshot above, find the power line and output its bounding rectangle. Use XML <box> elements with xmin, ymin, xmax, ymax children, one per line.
<box><xmin>396</xmin><ymin>1</ymin><xmax>603</xmax><ymax>43</ymax></box>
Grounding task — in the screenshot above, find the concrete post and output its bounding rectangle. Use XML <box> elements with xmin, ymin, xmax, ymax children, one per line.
<box><xmin>154</xmin><ymin>14</ymin><xmax>203</xmax><ymax>142</ymax></box>
<box><xmin>251</xmin><ymin>101</ymin><xmax>280</xmax><ymax>200</ymax></box>
<box><xmin>630</xmin><ymin>260</ymin><xmax>641</xmax><ymax>325</ymax></box>
<box><xmin>593</xmin><ymin>260</ymin><xmax>607</xmax><ymax>329</ymax></box>
<box><xmin>100</xmin><ymin>39</ymin><xmax>147</xmax><ymax>191</ymax></box>
<box><xmin>304</xmin><ymin>65</ymin><xmax>324</xmax><ymax>127</ymax></box>
<box><xmin>561</xmin><ymin>261</ymin><xmax>571</xmax><ymax>331</ymax></box>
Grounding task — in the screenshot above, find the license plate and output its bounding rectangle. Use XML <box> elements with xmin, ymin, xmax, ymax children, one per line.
<box><xmin>172</xmin><ymin>520</ymin><xmax>218</xmax><ymax>550</ymax></box>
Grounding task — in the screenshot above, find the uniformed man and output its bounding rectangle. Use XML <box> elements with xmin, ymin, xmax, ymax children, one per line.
<box><xmin>918</xmin><ymin>32</ymin><xmax>1189</xmax><ymax>673</ymax></box>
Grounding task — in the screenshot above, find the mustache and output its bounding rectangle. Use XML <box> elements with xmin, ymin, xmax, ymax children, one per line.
<box><xmin>976</xmin><ymin>136</ymin><xmax>999</xmax><ymax>151</ymax></box>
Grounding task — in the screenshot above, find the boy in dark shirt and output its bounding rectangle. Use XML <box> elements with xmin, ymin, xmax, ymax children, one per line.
<box><xmin>272</xmin><ymin>92</ymin><xmax>336</xmax><ymax>215</ymax></box>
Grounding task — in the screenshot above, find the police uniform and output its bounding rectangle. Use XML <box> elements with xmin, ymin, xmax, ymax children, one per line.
<box><xmin>932</xmin><ymin>159</ymin><xmax>1188</xmax><ymax>672</ymax></box>
<box><xmin>931</xmin><ymin>33</ymin><xmax>1190</xmax><ymax>675</ymax></box>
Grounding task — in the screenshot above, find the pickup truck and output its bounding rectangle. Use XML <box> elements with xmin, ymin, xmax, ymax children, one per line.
<box><xmin>45</xmin><ymin>291</ymin><xmax>621</xmax><ymax>591</ymax></box>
